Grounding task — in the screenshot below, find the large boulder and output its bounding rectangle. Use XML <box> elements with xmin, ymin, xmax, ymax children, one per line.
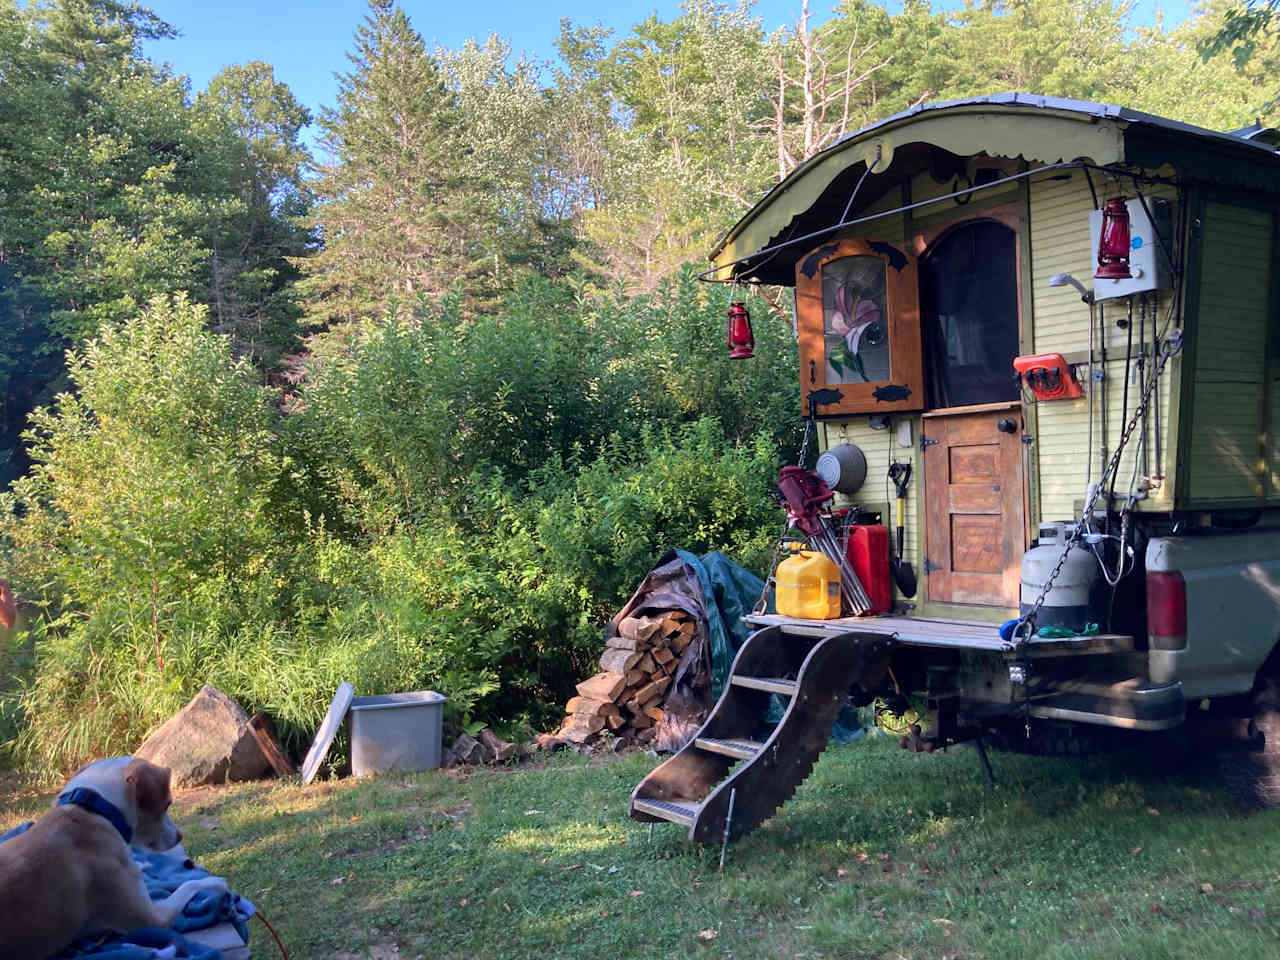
<box><xmin>136</xmin><ymin>685</ymin><xmax>270</xmax><ymax>787</ymax></box>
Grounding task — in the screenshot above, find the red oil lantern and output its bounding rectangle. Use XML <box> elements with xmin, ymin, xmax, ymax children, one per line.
<box><xmin>1096</xmin><ymin>197</ymin><xmax>1133</xmax><ymax>280</ymax></box>
<box><xmin>726</xmin><ymin>301</ymin><xmax>754</xmax><ymax>359</ymax></box>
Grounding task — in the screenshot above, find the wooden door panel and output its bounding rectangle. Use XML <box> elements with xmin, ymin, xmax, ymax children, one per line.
<box><xmin>924</xmin><ymin>407</ymin><xmax>1024</xmax><ymax>607</ymax></box>
<box><xmin>948</xmin><ymin>484</ymin><xmax>1001</xmax><ymax>513</ymax></box>
<box><xmin>951</xmin><ymin>515</ymin><xmax>1004</xmax><ymax>572</ymax></box>
<box><xmin>948</xmin><ymin>445</ymin><xmax>999</xmax><ymax>484</ymax></box>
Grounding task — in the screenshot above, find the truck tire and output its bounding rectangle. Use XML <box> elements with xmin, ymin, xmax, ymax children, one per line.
<box><xmin>1218</xmin><ymin>676</ymin><xmax>1280</xmax><ymax>807</ymax></box>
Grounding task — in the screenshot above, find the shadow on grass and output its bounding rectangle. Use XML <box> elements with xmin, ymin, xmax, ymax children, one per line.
<box><xmin>158</xmin><ymin>736</ymin><xmax>1280</xmax><ymax>960</ymax></box>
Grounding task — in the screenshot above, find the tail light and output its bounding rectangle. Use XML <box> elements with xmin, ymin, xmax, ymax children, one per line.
<box><xmin>1146</xmin><ymin>570</ymin><xmax>1187</xmax><ymax>644</ymax></box>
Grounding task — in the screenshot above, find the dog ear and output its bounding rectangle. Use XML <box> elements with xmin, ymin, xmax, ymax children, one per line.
<box><xmin>126</xmin><ymin>759</ymin><xmax>172</xmax><ymax>814</ymax></box>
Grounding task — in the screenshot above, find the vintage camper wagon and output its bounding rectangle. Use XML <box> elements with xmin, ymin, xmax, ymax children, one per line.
<box><xmin>630</xmin><ymin>94</ymin><xmax>1280</xmax><ymax>846</ymax></box>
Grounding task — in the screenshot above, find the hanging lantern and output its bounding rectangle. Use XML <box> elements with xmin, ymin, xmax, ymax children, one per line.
<box><xmin>726</xmin><ymin>300</ymin><xmax>754</xmax><ymax>359</ymax></box>
<box><xmin>1095</xmin><ymin>197</ymin><xmax>1133</xmax><ymax>280</ymax></box>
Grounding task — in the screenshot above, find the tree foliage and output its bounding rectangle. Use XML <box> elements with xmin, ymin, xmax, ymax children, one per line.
<box><xmin>4</xmin><ymin>0</ymin><xmax>1280</xmax><ymax>771</ymax></box>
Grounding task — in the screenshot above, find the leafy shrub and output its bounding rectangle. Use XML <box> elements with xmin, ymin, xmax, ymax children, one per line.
<box><xmin>1</xmin><ymin>274</ymin><xmax>800</xmax><ymax>774</ymax></box>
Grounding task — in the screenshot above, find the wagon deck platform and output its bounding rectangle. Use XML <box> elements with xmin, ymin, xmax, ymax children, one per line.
<box><xmin>742</xmin><ymin>613</ymin><xmax>1134</xmax><ymax>658</ymax></box>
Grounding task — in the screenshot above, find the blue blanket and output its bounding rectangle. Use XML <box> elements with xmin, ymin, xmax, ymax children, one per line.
<box><xmin>0</xmin><ymin>821</ymin><xmax>253</xmax><ymax>959</ymax></box>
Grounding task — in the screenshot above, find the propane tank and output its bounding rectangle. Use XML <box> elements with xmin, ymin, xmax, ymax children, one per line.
<box><xmin>1019</xmin><ymin>521</ymin><xmax>1104</xmax><ymax>632</ymax></box>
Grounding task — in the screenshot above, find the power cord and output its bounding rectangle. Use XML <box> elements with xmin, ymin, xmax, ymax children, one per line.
<box><xmin>256</xmin><ymin>910</ymin><xmax>289</xmax><ymax>959</ymax></box>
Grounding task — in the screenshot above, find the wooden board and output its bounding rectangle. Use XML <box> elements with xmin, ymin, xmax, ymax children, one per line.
<box><xmin>923</xmin><ymin>407</ymin><xmax>1025</xmax><ymax>606</ymax></box>
<box><xmin>249</xmin><ymin>712</ymin><xmax>295</xmax><ymax>777</ymax></box>
<box><xmin>301</xmin><ymin>682</ymin><xmax>354</xmax><ymax>785</ymax></box>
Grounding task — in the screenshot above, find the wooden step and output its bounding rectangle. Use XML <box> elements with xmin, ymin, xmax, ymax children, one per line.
<box><xmin>731</xmin><ymin>675</ymin><xmax>798</xmax><ymax>696</ymax></box>
<box><xmin>695</xmin><ymin>737</ymin><xmax>764</xmax><ymax>760</ymax></box>
<box><xmin>631</xmin><ymin>797</ymin><xmax>700</xmax><ymax>826</ymax></box>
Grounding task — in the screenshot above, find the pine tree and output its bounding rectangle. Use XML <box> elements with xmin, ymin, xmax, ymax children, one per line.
<box><xmin>298</xmin><ymin>0</ymin><xmax>480</xmax><ymax>328</ymax></box>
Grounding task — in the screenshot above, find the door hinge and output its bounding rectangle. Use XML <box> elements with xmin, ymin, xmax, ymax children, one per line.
<box><xmin>920</xmin><ymin>435</ymin><xmax>940</xmax><ymax>451</ymax></box>
<box><xmin>922</xmin><ymin>557</ymin><xmax>941</xmax><ymax>574</ymax></box>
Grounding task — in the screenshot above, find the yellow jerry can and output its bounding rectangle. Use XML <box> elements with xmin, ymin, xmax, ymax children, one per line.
<box><xmin>775</xmin><ymin>545</ymin><xmax>841</xmax><ymax>619</ymax></box>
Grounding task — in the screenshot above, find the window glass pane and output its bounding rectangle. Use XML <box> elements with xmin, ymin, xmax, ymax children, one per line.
<box><xmin>920</xmin><ymin>221</ymin><xmax>1020</xmax><ymax>407</ymax></box>
<box><xmin>822</xmin><ymin>255</ymin><xmax>890</xmax><ymax>383</ymax></box>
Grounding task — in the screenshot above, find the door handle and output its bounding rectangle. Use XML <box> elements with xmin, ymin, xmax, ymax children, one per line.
<box><xmin>997</xmin><ymin>418</ymin><xmax>1018</xmax><ymax>434</ymax></box>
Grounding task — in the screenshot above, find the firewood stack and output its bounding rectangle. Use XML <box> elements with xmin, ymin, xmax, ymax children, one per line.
<box><xmin>557</xmin><ymin>609</ymin><xmax>697</xmax><ymax>745</ymax></box>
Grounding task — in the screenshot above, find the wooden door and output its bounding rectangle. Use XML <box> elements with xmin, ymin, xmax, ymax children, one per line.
<box><xmin>922</xmin><ymin>405</ymin><xmax>1025</xmax><ymax>607</ymax></box>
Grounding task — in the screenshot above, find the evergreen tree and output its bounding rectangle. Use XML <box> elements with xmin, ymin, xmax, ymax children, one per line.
<box><xmin>298</xmin><ymin>0</ymin><xmax>479</xmax><ymax>328</ymax></box>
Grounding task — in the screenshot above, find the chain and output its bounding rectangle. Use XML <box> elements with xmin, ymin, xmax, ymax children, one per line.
<box><xmin>1014</xmin><ymin>322</ymin><xmax>1181</xmax><ymax>644</ymax></box>
<box><xmin>797</xmin><ymin>416</ymin><xmax>814</xmax><ymax>470</ymax></box>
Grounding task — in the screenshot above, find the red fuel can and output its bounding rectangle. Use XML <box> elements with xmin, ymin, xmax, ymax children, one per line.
<box><xmin>846</xmin><ymin>524</ymin><xmax>891</xmax><ymax>615</ymax></box>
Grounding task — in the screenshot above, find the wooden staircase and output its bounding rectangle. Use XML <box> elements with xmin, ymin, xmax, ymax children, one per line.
<box><xmin>628</xmin><ymin>624</ymin><xmax>892</xmax><ymax>844</ymax></box>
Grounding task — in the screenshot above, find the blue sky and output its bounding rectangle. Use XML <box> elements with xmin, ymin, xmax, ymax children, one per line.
<box><xmin>142</xmin><ymin>0</ymin><xmax>1200</xmax><ymax>122</ymax></box>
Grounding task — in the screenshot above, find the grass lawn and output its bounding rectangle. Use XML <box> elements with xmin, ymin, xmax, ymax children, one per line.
<box><xmin>4</xmin><ymin>734</ymin><xmax>1278</xmax><ymax>959</ymax></box>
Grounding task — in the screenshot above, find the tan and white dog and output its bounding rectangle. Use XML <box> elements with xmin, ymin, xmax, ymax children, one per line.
<box><xmin>0</xmin><ymin>756</ymin><xmax>226</xmax><ymax>957</ymax></box>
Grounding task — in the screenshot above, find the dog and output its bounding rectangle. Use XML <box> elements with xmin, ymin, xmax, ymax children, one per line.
<box><xmin>61</xmin><ymin>756</ymin><xmax>185</xmax><ymax>854</ymax></box>
<box><xmin>0</xmin><ymin>756</ymin><xmax>227</xmax><ymax>957</ymax></box>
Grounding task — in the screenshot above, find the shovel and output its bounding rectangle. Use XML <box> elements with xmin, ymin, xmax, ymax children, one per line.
<box><xmin>887</xmin><ymin>462</ymin><xmax>917</xmax><ymax>598</ymax></box>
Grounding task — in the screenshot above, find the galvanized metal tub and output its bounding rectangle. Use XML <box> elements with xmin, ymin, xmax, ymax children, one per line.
<box><xmin>348</xmin><ymin>690</ymin><xmax>445</xmax><ymax>776</ymax></box>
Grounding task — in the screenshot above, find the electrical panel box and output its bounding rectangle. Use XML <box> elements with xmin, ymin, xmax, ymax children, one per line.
<box><xmin>1088</xmin><ymin>197</ymin><xmax>1174</xmax><ymax>302</ymax></box>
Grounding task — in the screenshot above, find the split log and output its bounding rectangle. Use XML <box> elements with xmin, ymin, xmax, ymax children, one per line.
<box><xmin>634</xmin><ymin>653</ymin><xmax>656</xmax><ymax>674</ymax></box>
<box><xmin>635</xmin><ymin>676</ymin><xmax>671</xmax><ymax>704</ymax></box>
<box><xmin>625</xmin><ymin>668</ymin><xmax>647</xmax><ymax>686</ymax></box>
<box><xmin>248</xmin><ymin>712</ymin><xmax>295</xmax><ymax>778</ymax></box>
<box><xmin>651</xmin><ymin>646</ymin><xmax>675</xmax><ymax>666</ymax></box>
<box><xmin>617</xmin><ymin>614</ymin><xmax>665</xmax><ymax>643</ymax></box>
<box><xmin>576</xmin><ymin>672</ymin><xmax>626</xmax><ymax>702</ymax></box>
<box><xmin>599</xmin><ymin>648</ymin><xmax>642</xmax><ymax>674</ymax></box>
<box><xmin>605</xmin><ymin>634</ymin><xmax>648</xmax><ymax>653</ymax></box>
<box><xmin>565</xmin><ymin>696</ymin><xmax>584</xmax><ymax>715</ymax></box>
<box><xmin>560</xmin><ymin>714</ymin><xmax>605</xmax><ymax>743</ymax></box>
<box><xmin>606</xmin><ymin>714</ymin><xmax>626</xmax><ymax>731</ymax></box>
<box><xmin>643</xmin><ymin>706</ymin><xmax>664</xmax><ymax>723</ymax></box>
<box><xmin>629</xmin><ymin>712</ymin><xmax>654</xmax><ymax>730</ymax></box>
<box><xmin>574</xmin><ymin>699</ymin><xmax>619</xmax><ymax>720</ymax></box>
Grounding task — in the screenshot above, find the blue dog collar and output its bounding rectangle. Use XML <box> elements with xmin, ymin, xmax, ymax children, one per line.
<box><xmin>57</xmin><ymin>787</ymin><xmax>133</xmax><ymax>845</ymax></box>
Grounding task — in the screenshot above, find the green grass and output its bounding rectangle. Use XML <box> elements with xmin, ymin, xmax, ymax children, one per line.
<box><xmin>3</xmin><ymin>735</ymin><xmax>1278</xmax><ymax>959</ymax></box>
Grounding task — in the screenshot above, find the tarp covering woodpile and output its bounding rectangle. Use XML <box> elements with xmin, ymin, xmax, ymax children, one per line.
<box><xmin>557</xmin><ymin>551</ymin><xmax>763</xmax><ymax>752</ymax></box>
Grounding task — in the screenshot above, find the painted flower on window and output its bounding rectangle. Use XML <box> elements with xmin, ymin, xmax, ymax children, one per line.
<box><xmin>823</xmin><ymin>255</ymin><xmax>890</xmax><ymax>383</ymax></box>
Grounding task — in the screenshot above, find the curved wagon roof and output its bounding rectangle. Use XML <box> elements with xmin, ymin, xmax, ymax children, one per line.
<box><xmin>711</xmin><ymin>93</ymin><xmax>1280</xmax><ymax>286</ymax></box>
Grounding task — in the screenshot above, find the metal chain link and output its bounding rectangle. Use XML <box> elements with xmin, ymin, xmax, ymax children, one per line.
<box><xmin>1014</xmin><ymin>326</ymin><xmax>1181</xmax><ymax>644</ymax></box>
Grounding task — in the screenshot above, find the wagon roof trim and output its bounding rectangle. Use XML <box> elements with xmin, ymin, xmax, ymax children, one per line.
<box><xmin>709</xmin><ymin>93</ymin><xmax>1280</xmax><ymax>273</ymax></box>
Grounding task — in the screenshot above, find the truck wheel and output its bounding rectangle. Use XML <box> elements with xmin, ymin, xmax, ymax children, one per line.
<box><xmin>1218</xmin><ymin>676</ymin><xmax>1280</xmax><ymax>807</ymax></box>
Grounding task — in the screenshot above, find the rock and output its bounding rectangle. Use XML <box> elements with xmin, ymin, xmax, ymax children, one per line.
<box><xmin>135</xmin><ymin>685</ymin><xmax>271</xmax><ymax>787</ymax></box>
<box><xmin>609</xmin><ymin>736</ymin><xmax>632</xmax><ymax>754</ymax></box>
<box><xmin>439</xmin><ymin>747</ymin><xmax>458</xmax><ymax>768</ymax></box>
<box><xmin>478</xmin><ymin>728</ymin><xmax>519</xmax><ymax>763</ymax></box>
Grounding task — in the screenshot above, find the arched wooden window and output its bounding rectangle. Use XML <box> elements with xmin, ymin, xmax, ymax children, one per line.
<box><xmin>919</xmin><ymin>220</ymin><xmax>1021</xmax><ymax>409</ymax></box>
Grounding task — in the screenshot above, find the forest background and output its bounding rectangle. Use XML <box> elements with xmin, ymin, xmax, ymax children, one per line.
<box><xmin>0</xmin><ymin>0</ymin><xmax>1275</xmax><ymax>775</ymax></box>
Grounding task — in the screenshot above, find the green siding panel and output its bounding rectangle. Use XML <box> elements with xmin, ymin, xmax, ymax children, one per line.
<box><xmin>1189</xmin><ymin>202</ymin><xmax>1273</xmax><ymax>502</ymax></box>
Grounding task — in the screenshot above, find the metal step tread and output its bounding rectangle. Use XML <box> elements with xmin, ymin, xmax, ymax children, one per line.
<box><xmin>732</xmin><ymin>675</ymin><xmax>798</xmax><ymax>695</ymax></box>
<box><xmin>695</xmin><ymin>737</ymin><xmax>765</xmax><ymax>760</ymax></box>
<box><xmin>632</xmin><ymin>796</ymin><xmax>700</xmax><ymax>826</ymax></box>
